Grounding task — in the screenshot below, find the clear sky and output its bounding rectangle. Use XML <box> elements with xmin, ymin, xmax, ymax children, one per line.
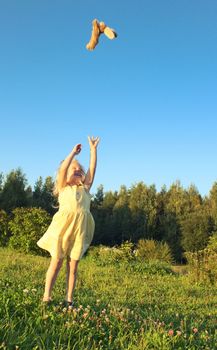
<box><xmin>0</xmin><ymin>0</ymin><xmax>217</xmax><ymax>196</ymax></box>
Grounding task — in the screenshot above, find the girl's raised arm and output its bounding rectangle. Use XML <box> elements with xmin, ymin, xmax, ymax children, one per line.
<box><xmin>57</xmin><ymin>144</ymin><xmax>82</xmax><ymax>188</ymax></box>
<box><xmin>84</xmin><ymin>136</ymin><xmax>100</xmax><ymax>191</ymax></box>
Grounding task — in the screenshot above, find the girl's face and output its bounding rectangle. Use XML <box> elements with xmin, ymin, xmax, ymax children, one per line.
<box><xmin>67</xmin><ymin>163</ymin><xmax>84</xmax><ymax>185</ymax></box>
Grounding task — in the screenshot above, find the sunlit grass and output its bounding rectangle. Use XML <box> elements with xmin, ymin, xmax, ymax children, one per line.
<box><xmin>0</xmin><ymin>247</ymin><xmax>216</xmax><ymax>349</ymax></box>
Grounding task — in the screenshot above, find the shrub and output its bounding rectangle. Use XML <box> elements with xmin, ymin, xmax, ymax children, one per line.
<box><xmin>87</xmin><ymin>243</ymin><xmax>174</xmax><ymax>275</ymax></box>
<box><xmin>87</xmin><ymin>241</ymin><xmax>135</xmax><ymax>266</ymax></box>
<box><xmin>0</xmin><ymin>210</ymin><xmax>9</xmax><ymax>246</ymax></box>
<box><xmin>207</xmin><ymin>232</ymin><xmax>217</xmax><ymax>251</ymax></box>
<box><xmin>8</xmin><ymin>207</ymin><xmax>51</xmax><ymax>255</ymax></box>
<box><xmin>136</xmin><ymin>239</ymin><xmax>174</xmax><ymax>264</ymax></box>
<box><xmin>184</xmin><ymin>233</ymin><xmax>217</xmax><ymax>285</ymax></box>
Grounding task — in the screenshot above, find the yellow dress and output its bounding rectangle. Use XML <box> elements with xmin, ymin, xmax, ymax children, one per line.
<box><xmin>37</xmin><ymin>184</ymin><xmax>95</xmax><ymax>260</ymax></box>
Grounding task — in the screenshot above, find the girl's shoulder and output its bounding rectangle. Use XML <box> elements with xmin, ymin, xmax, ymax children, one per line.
<box><xmin>79</xmin><ymin>183</ymin><xmax>91</xmax><ymax>196</ymax></box>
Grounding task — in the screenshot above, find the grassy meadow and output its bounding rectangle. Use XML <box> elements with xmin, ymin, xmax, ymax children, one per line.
<box><xmin>0</xmin><ymin>247</ymin><xmax>216</xmax><ymax>350</ymax></box>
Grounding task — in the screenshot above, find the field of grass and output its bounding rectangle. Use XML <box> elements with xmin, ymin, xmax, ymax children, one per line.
<box><xmin>0</xmin><ymin>247</ymin><xmax>216</xmax><ymax>350</ymax></box>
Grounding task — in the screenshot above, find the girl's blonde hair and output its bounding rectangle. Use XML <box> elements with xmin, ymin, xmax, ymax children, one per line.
<box><xmin>53</xmin><ymin>159</ymin><xmax>85</xmax><ymax>197</ymax></box>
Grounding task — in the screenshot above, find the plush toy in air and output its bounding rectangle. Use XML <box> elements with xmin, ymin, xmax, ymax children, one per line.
<box><xmin>86</xmin><ymin>19</ymin><xmax>117</xmax><ymax>51</ymax></box>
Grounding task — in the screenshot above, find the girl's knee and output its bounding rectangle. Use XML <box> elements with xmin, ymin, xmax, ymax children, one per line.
<box><xmin>51</xmin><ymin>257</ymin><xmax>63</xmax><ymax>269</ymax></box>
<box><xmin>67</xmin><ymin>257</ymin><xmax>79</xmax><ymax>274</ymax></box>
<box><xmin>57</xmin><ymin>258</ymin><xmax>64</xmax><ymax>268</ymax></box>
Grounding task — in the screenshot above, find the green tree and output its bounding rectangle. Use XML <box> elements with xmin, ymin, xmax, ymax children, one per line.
<box><xmin>102</xmin><ymin>191</ymin><xmax>118</xmax><ymax>211</ymax></box>
<box><xmin>155</xmin><ymin>185</ymin><xmax>167</xmax><ymax>241</ymax></box>
<box><xmin>42</xmin><ymin>176</ymin><xmax>57</xmax><ymax>214</ymax></box>
<box><xmin>92</xmin><ymin>190</ymin><xmax>118</xmax><ymax>246</ymax></box>
<box><xmin>32</xmin><ymin>176</ymin><xmax>57</xmax><ymax>214</ymax></box>
<box><xmin>0</xmin><ymin>173</ymin><xmax>3</xmax><ymax>191</ymax></box>
<box><xmin>164</xmin><ymin>181</ymin><xmax>188</xmax><ymax>217</ymax></box>
<box><xmin>208</xmin><ymin>182</ymin><xmax>217</xmax><ymax>227</ymax></box>
<box><xmin>128</xmin><ymin>182</ymin><xmax>157</xmax><ymax>241</ymax></box>
<box><xmin>162</xmin><ymin>181</ymin><xmax>190</xmax><ymax>262</ymax></box>
<box><xmin>91</xmin><ymin>185</ymin><xmax>105</xmax><ymax>244</ymax></box>
<box><xmin>32</xmin><ymin>176</ymin><xmax>43</xmax><ymax>207</ymax></box>
<box><xmin>101</xmin><ymin>191</ymin><xmax>118</xmax><ymax>244</ymax></box>
<box><xmin>93</xmin><ymin>184</ymin><xmax>104</xmax><ymax>207</ymax></box>
<box><xmin>0</xmin><ymin>168</ymin><xmax>32</xmax><ymax>213</ymax></box>
<box><xmin>160</xmin><ymin>212</ymin><xmax>183</xmax><ymax>262</ymax></box>
<box><xmin>187</xmin><ymin>184</ymin><xmax>203</xmax><ymax>212</ymax></box>
<box><xmin>113</xmin><ymin>185</ymin><xmax>132</xmax><ymax>243</ymax></box>
<box><xmin>180</xmin><ymin>209</ymin><xmax>214</xmax><ymax>252</ymax></box>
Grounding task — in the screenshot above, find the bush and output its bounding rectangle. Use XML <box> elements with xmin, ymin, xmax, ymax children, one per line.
<box><xmin>0</xmin><ymin>210</ymin><xmax>9</xmax><ymax>246</ymax></box>
<box><xmin>135</xmin><ymin>239</ymin><xmax>174</xmax><ymax>264</ymax></box>
<box><xmin>87</xmin><ymin>241</ymin><xmax>135</xmax><ymax>266</ymax></box>
<box><xmin>184</xmin><ymin>233</ymin><xmax>217</xmax><ymax>285</ymax></box>
<box><xmin>207</xmin><ymin>232</ymin><xmax>217</xmax><ymax>251</ymax></box>
<box><xmin>8</xmin><ymin>207</ymin><xmax>51</xmax><ymax>255</ymax></box>
<box><xmin>87</xmin><ymin>243</ymin><xmax>174</xmax><ymax>275</ymax></box>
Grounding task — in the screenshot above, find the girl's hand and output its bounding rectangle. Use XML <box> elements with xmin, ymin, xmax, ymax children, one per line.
<box><xmin>72</xmin><ymin>144</ymin><xmax>82</xmax><ymax>155</ymax></box>
<box><xmin>88</xmin><ymin>136</ymin><xmax>100</xmax><ymax>149</ymax></box>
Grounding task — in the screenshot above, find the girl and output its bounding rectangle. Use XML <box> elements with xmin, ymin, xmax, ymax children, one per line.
<box><xmin>37</xmin><ymin>136</ymin><xmax>100</xmax><ymax>306</ymax></box>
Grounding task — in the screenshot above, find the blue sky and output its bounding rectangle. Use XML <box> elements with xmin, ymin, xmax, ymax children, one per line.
<box><xmin>0</xmin><ymin>0</ymin><xmax>217</xmax><ymax>196</ymax></box>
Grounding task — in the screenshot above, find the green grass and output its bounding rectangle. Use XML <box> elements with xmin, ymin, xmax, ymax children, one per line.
<box><xmin>0</xmin><ymin>247</ymin><xmax>216</xmax><ymax>350</ymax></box>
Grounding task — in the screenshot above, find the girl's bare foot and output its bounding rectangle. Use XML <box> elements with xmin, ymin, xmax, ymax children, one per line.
<box><xmin>42</xmin><ymin>296</ymin><xmax>52</xmax><ymax>303</ymax></box>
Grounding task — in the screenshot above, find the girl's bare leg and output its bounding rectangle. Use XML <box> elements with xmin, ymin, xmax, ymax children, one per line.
<box><xmin>66</xmin><ymin>257</ymin><xmax>79</xmax><ymax>302</ymax></box>
<box><xmin>43</xmin><ymin>257</ymin><xmax>63</xmax><ymax>301</ymax></box>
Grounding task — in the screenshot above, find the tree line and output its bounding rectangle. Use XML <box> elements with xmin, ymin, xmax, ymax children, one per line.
<box><xmin>0</xmin><ymin>168</ymin><xmax>217</xmax><ymax>263</ymax></box>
